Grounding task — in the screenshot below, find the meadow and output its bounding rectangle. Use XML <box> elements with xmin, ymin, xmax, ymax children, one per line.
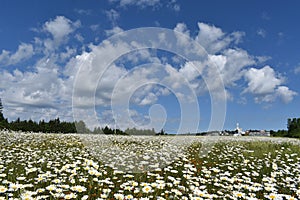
<box><xmin>0</xmin><ymin>131</ymin><xmax>299</xmax><ymax>200</ymax></box>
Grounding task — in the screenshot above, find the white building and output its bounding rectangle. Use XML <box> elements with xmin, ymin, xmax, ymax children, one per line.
<box><xmin>234</xmin><ymin>123</ymin><xmax>245</xmax><ymax>136</ymax></box>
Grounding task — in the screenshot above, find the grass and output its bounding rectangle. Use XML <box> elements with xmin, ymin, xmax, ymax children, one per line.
<box><xmin>0</xmin><ymin>131</ymin><xmax>299</xmax><ymax>199</ymax></box>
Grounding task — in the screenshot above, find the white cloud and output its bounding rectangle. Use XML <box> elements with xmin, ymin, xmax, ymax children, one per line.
<box><xmin>256</xmin><ymin>55</ymin><xmax>271</xmax><ymax>63</ymax></box>
<box><xmin>276</xmin><ymin>86</ymin><xmax>297</xmax><ymax>103</ymax></box>
<box><xmin>0</xmin><ymin>43</ymin><xmax>34</xmax><ymax>66</ymax></box>
<box><xmin>174</xmin><ymin>23</ymin><xmax>190</xmax><ymax>46</ymax></box>
<box><xmin>74</xmin><ymin>9</ymin><xmax>92</xmax><ymax>15</ymax></box>
<box><xmin>108</xmin><ymin>0</ymin><xmax>180</xmax><ymax>11</ymax></box>
<box><xmin>179</xmin><ymin>61</ymin><xmax>203</xmax><ymax>82</ymax></box>
<box><xmin>105</xmin><ymin>26</ymin><xmax>124</xmax><ymax>36</ymax></box>
<box><xmin>294</xmin><ymin>65</ymin><xmax>300</xmax><ymax>74</ymax></box>
<box><xmin>59</xmin><ymin>47</ymin><xmax>77</xmax><ymax>62</ymax></box>
<box><xmin>243</xmin><ymin>66</ymin><xmax>296</xmax><ymax>103</ymax></box>
<box><xmin>196</xmin><ymin>22</ymin><xmax>244</xmax><ymax>54</ymax></box>
<box><xmin>75</xmin><ymin>34</ymin><xmax>84</xmax><ymax>43</ymax></box>
<box><xmin>0</xmin><ymin>50</ymin><xmax>10</xmax><ymax>63</ymax></box>
<box><xmin>201</xmin><ymin>47</ymin><xmax>255</xmax><ymax>100</ymax></box>
<box><xmin>172</xmin><ymin>4</ymin><xmax>180</xmax><ymax>11</ymax></box>
<box><xmin>0</xmin><ymin>57</ymin><xmax>72</xmax><ymax>121</ymax></box>
<box><xmin>196</xmin><ymin>22</ymin><xmax>226</xmax><ymax>54</ymax></box>
<box><xmin>0</xmin><ymin>18</ymin><xmax>297</xmax><ymax>131</ymax></box>
<box><xmin>174</xmin><ymin>23</ymin><xmax>189</xmax><ymax>35</ymax></box>
<box><xmin>43</xmin><ymin>16</ymin><xmax>80</xmax><ymax>48</ymax></box>
<box><xmin>167</xmin><ymin>0</ymin><xmax>180</xmax><ymax>11</ymax></box>
<box><xmin>139</xmin><ymin>92</ymin><xmax>158</xmax><ymax>105</ymax></box>
<box><xmin>244</xmin><ymin>66</ymin><xmax>283</xmax><ymax>95</ymax></box>
<box><xmin>257</xmin><ymin>28</ymin><xmax>266</xmax><ymax>38</ymax></box>
<box><xmin>109</xmin><ymin>0</ymin><xmax>160</xmax><ymax>8</ymax></box>
<box><xmin>105</xmin><ymin>9</ymin><xmax>120</xmax><ymax>25</ymax></box>
<box><xmin>220</xmin><ymin>48</ymin><xmax>256</xmax><ymax>85</ymax></box>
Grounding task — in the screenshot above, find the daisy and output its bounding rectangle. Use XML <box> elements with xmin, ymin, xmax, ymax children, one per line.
<box><xmin>0</xmin><ymin>185</ymin><xmax>7</xmax><ymax>193</ymax></box>
<box><xmin>114</xmin><ymin>193</ymin><xmax>124</xmax><ymax>200</ymax></box>
<box><xmin>142</xmin><ymin>185</ymin><xmax>152</xmax><ymax>193</ymax></box>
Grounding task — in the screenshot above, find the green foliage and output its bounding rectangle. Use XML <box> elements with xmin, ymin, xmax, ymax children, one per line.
<box><xmin>0</xmin><ymin>98</ymin><xmax>8</xmax><ymax>130</ymax></box>
<box><xmin>100</xmin><ymin>126</ymin><xmax>127</xmax><ymax>135</ymax></box>
<box><xmin>271</xmin><ymin>118</ymin><xmax>300</xmax><ymax>138</ymax></box>
<box><xmin>125</xmin><ymin>127</ymin><xmax>156</xmax><ymax>135</ymax></box>
<box><xmin>74</xmin><ymin>120</ymin><xmax>90</xmax><ymax>133</ymax></box>
<box><xmin>0</xmin><ymin>98</ymin><xmax>3</xmax><ymax>121</ymax></box>
<box><xmin>270</xmin><ymin>129</ymin><xmax>289</xmax><ymax>137</ymax></box>
<box><xmin>287</xmin><ymin>118</ymin><xmax>300</xmax><ymax>138</ymax></box>
<box><xmin>155</xmin><ymin>128</ymin><xmax>166</xmax><ymax>135</ymax></box>
<box><xmin>7</xmin><ymin>117</ymin><xmax>77</xmax><ymax>133</ymax></box>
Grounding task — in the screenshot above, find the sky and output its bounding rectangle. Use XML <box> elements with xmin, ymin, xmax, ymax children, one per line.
<box><xmin>0</xmin><ymin>0</ymin><xmax>300</xmax><ymax>133</ymax></box>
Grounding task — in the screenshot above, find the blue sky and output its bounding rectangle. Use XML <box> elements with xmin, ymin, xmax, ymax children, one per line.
<box><xmin>0</xmin><ymin>0</ymin><xmax>300</xmax><ymax>133</ymax></box>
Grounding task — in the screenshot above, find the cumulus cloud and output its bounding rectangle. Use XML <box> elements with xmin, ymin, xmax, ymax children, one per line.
<box><xmin>243</xmin><ymin>66</ymin><xmax>296</xmax><ymax>103</ymax></box>
<box><xmin>109</xmin><ymin>0</ymin><xmax>160</xmax><ymax>8</ymax></box>
<box><xmin>105</xmin><ymin>9</ymin><xmax>120</xmax><ymax>25</ymax></box>
<box><xmin>59</xmin><ymin>47</ymin><xmax>77</xmax><ymax>62</ymax></box>
<box><xmin>219</xmin><ymin>48</ymin><xmax>256</xmax><ymax>85</ymax></box>
<box><xmin>108</xmin><ymin>0</ymin><xmax>180</xmax><ymax>11</ymax></box>
<box><xmin>276</xmin><ymin>86</ymin><xmax>297</xmax><ymax>103</ymax></box>
<box><xmin>174</xmin><ymin>23</ymin><xmax>191</xmax><ymax>46</ymax></box>
<box><xmin>105</xmin><ymin>26</ymin><xmax>124</xmax><ymax>36</ymax></box>
<box><xmin>0</xmin><ymin>16</ymin><xmax>82</xmax><ymax>121</ymax></box>
<box><xmin>0</xmin><ymin>57</ymin><xmax>72</xmax><ymax>121</ymax></box>
<box><xmin>196</xmin><ymin>22</ymin><xmax>244</xmax><ymax>54</ymax></box>
<box><xmin>0</xmin><ymin>43</ymin><xmax>34</xmax><ymax>66</ymax></box>
<box><xmin>0</xmin><ymin>18</ymin><xmax>297</xmax><ymax>131</ymax></box>
<box><xmin>73</xmin><ymin>22</ymin><xmax>295</xmax><ymax>111</ymax></box>
<box><xmin>139</xmin><ymin>92</ymin><xmax>158</xmax><ymax>105</ymax></box>
<box><xmin>167</xmin><ymin>0</ymin><xmax>180</xmax><ymax>11</ymax></box>
<box><xmin>43</xmin><ymin>16</ymin><xmax>80</xmax><ymax>49</ymax></box>
<box><xmin>244</xmin><ymin>66</ymin><xmax>283</xmax><ymax>95</ymax></box>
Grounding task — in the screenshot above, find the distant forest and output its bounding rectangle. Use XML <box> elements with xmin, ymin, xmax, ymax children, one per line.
<box><xmin>0</xmin><ymin>98</ymin><xmax>299</xmax><ymax>137</ymax></box>
<box><xmin>271</xmin><ymin>118</ymin><xmax>300</xmax><ymax>138</ymax></box>
<box><xmin>0</xmin><ymin>98</ymin><xmax>164</xmax><ymax>135</ymax></box>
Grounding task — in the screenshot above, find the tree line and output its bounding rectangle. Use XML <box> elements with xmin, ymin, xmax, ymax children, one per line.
<box><xmin>0</xmin><ymin>98</ymin><xmax>160</xmax><ymax>135</ymax></box>
<box><xmin>1</xmin><ymin>98</ymin><xmax>299</xmax><ymax>137</ymax></box>
<box><xmin>270</xmin><ymin>118</ymin><xmax>300</xmax><ymax>138</ymax></box>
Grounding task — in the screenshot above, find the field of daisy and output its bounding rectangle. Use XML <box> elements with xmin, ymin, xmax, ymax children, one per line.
<box><xmin>0</xmin><ymin>131</ymin><xmax>299</xmax><ymax>200</ymax></box>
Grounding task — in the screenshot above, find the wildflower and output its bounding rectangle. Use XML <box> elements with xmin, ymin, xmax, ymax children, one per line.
<box><xmin>82</xmin><ymin>195</ymin><xmax>89</xmax><ymax>200</ymax></box>
<box><xmin>125</xmin><ymin>194</ymin><xmax>133</xmax><ymax>199</ymax></box>
<box><xmin>9</xmin><ymin>183</ymin><xmax>20</xmax><ymax>191</ymax></box>
<box><xmin>142</xmin><ymin>185</ymin><xmax>152</xmax><ymax>193</ymax></box>
<box><xmin>16</xmin><ymin>177</ymin><xmax>26</xmax><ymax>181</ymax></box>
<box><xmin>103</xmin><ymin>188</ymin><xmax>111</xmax><ymax>193</ymax></box>
<box><xmin>64</xmin><ymin>193</ymin><xmax>77</xmax><ymax>199</ymax></box>
<box><xmin>234</xmin><ymin>191</ymin><xmax>245</xmax><ymax>198</ymax></box>
<box><xmin>131</xmin><ymin>181</ymin><xmax>138</xmax><ymax>186</ymax></box>
<box><xmin>266</xmin><ymin>193</ymin><xmax>278</xmax><ymax>200</ymax></box>
<box><xmin>70</xmin><ymin>185</ymin><xmax>87</xmax><ymax>192</ymax></box>
<box><xmin>0</xmin><ymin>185</ymin><xmax>7</xmax><ymax>193</ymax></box>
<box><xmin>114</xmin><ymin>193</ymin><xmax>124</xmax><ymax>200</ymax></box>
<box><xmin>46</xmin><ymin>184</ymin><xmax>56</xmax><ymax>192</ymax></box>
<box><xmin>36</xmin><ymin>188</ymin><xmax>45</xmax><ymax>193</ymax></box>
<box><xmin>52</xmin><ymin>178</ymin><xmax>61</xmax><ymax>184</ymax></box>
<box><xmin>143</xmin><ymin>155</ymin><xmax>151</xmax><ymax>160</ymax></box>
